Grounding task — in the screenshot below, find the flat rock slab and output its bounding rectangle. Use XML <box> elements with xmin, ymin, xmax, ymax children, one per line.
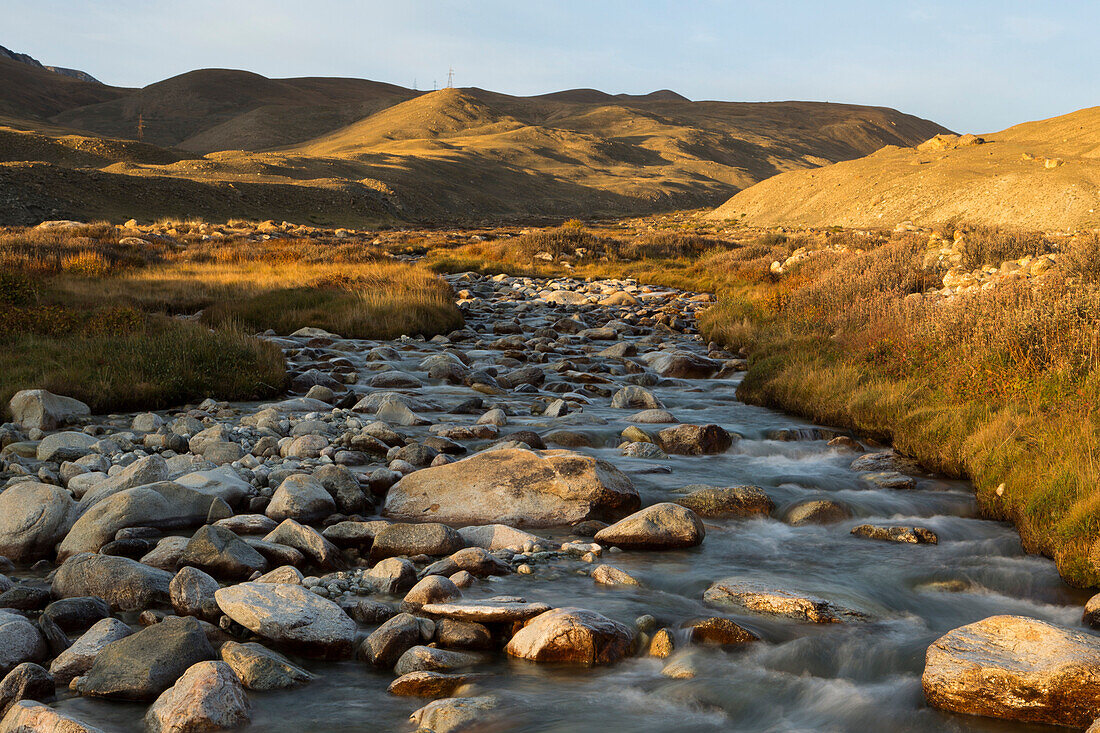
<box><xmin>420</xmin><ymin>599</ymin><xmax>553</xmax><ymax>623</ymax></box>
<box><xmin>704</xmin><ymin>579</ymin><xmax>868</xmax><ymax>624</ymax></box>
<box><xmin>383</xmin><ymin>448</ymin><xmax>639</xmax><ymax>527</ymax></box>
<box><xmin>215</xmin><ymin>582</ymin><xmax>356</xmax><ymax>659</ymax></box>
<box><xmin>923</xmin><ymin>615</ymin><xmax>1100</xmax><ymax>728</ymax></box>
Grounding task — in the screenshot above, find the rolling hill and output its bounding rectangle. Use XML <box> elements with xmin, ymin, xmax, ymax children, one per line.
<box><xmin>0</xmin><ymin>50</ymin><xmax>949</xmax><ymax>224</ymax></box>
<box><xmin>708</xmin><ymin>106</ymin><xmax>1100</xmax><ymax>231</ymax></box>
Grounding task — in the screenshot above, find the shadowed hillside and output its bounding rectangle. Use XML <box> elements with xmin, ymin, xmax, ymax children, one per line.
<box><xmin>709</xmin><ymin>106</ymin><xmax>1100</xmax><ymax>231</ymax></box>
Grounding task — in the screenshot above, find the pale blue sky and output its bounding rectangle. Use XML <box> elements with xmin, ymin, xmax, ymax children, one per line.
<box><xmin>3</xmin><ymin>0</ymin><xmax>1096</xmax><ymax>132</ymax></box>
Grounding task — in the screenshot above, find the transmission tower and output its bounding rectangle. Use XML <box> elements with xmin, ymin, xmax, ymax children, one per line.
<box><xmin>446</xmin><ymin>67</ymin><xmax>454</xmax><ymax>88</ymax></box>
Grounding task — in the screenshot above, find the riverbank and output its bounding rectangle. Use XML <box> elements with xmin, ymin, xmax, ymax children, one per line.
<box><xmin>427</xmin><ymin>217</ymin><xmax>1100</xmax><ymax>587</ymax></box>
<box><xmin>0</xmin><ymin>220</ymin><xmax>462</xmax><ymax>416</ymax></box>
<box><xmin>1</xmin><ymin>269</ymin><xmax>1085</xmax><ymax>732</ymax></box>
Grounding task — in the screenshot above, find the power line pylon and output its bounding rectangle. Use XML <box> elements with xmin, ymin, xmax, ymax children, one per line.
<box><xmin>446</xmin><ymin>67</ymin><xmax>454</xmax><ymax>88</ymax></box>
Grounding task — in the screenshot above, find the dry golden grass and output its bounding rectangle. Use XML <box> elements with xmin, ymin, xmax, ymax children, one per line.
<box><xmin>0</xmin><ymin>222</ymin><xmax>462</xmax><ymax>414</ymax></box>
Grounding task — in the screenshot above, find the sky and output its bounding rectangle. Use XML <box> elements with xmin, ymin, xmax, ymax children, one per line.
<box><xmin>3</xmin><ymin>0</ymin><xmax>1097</xmax><ymax>132</ymax></box>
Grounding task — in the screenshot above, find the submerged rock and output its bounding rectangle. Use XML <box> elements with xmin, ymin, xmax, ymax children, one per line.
<box><xmin>851</xmin><ymin>524</ymin><xmax>938</xmax><ymax>544</ymax></box>
<box><xmin>703</xmin><ymin>579</ymin><xmax>867</xmax><ymax>623</ymax></box>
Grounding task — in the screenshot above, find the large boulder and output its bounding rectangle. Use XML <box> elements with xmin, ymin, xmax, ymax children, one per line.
<box><xmin>144</xmin><ymin>661</ymin><xmax>251</xmax><ymax>733</ymax></box>
<box><xmin>214</xmin><ymin>582</ymin><xmax>356</xmax><ymax>659</ymax></box>
<box><xmin>59</xmin><ymin>482</ymin><xmax>228</xmax><ymax>559</ymax></box>
<box><xmin>170</xmin><ymin>567</ymin><xmax>221</xmax><ymax>621</ymax></box>
<box><xmin>923</xmin><ymin>615</ymin><xmax>1100</xmax><ymax>728</ymax></box>
<box><xmin>359</xmin><ymin>613</ymin><xmax>422</xmax><ymax>668</ymax></box>
<box><xmin>262</xmin><ymin>519</ymin><xmax>342</xmax><ymax>570</ymax></box>
<box><xmin>505</xmin><ymin>607</ymin><xmax>632</xmax><ymax>665</ymax></box>
<box><xmin>70</xmin><ymin>616</ymin><xmax>216</xmax><ymax>701</ymax></box>
<box><xmin>657</xmin><ymin>424</ymin><xmax>733</xmax><ymax>455</ymax></box>
<box><xmin>593</xmin><ymin>503</ymin><xmax>704</xmax><ymax>550</ymax></box>
<box><xmin>0</xmin><ymin>483</ymin><xmax>78</xmax><ymax>562</ymax></box>
<box><xmin>610</xmin><ymin>386</ymin><xmax>663</xmax><ymax>410</ymax></box>
<box><xmin>644</xmin><ymin>351</ymin><xmax>721</xmax><ymax>379</ymax></box>
<box><xmin>8</xmin><ymin>390</ymin><xmax>90</xmax><ymax>431</ymax></box>
<box><xmin>52</xmin><ymin>553</ymin><xmax>173</xmax><ymax>612</ymax></box>
<box><xmin>384</xmin><ymin>449</ymin><xmax>639</xmax><ymax>527</ymax></box>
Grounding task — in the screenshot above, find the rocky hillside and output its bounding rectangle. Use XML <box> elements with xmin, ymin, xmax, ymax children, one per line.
<box><xmin>0</xmin><ymin>54</ymin><xmax>948</xmax><ymax>223</ymax></box>
<box><xmin>709</xmin><ymin>106</ymin><xmax>1100</xmax><ymax>231</ymax></box>
<box><xmin>0</xmin><ymin>44</ymin><xmax>102</xmax><ymax>84</ymax></box>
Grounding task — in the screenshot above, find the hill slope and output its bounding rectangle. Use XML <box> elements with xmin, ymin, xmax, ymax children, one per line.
<box><xmin>709</xmin><ymin>107</ymin><xmax>1100</xmax><ymax>231</ymax></box>
<box><xmin>0</xmin><ymin>58</ymin><xmax>949</xmax><ymax>223</ymax></box>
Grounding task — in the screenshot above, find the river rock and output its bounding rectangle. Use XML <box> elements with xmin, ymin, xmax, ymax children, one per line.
<box><xmin>219</xmin><ymin>641</ymin><xmax>313</xmax><ymax>691</ymax></box>
<box><xmin>179</xmin><ymin>525</ymin><xmax>267</xmax><ymax>580</ymax></box>
<box><xmin>409</xmin><ymin>696</ymin><xmax>499</xmax><ymax>733</ymax></box>
<box><xmin>703</xmin><ymin>579</ymin><xmax>866</xmax><ymax>623</ymax></box>
<box><xmin>404</xmin><ymin>576</ymin><xmax>462</xmax><ymax>608</ymax></box>
<box><xmin>0</xmin><ymin>483</ymin><xmax>77</xmax><ymax>562</ymax></box>
<box><xmin>36</xmin><ymin>432</ymin><xmax>97</xmax><ymax>463</ymax></box>
<box><xmin>673</xmin><ymin>485</ymin><xmax>773</xmax><ymax>518</ymax></box>
<box><xmin>610</xmin><ymin>386</ymin><xmax>663</xmax><ymax>410</ymax></box>
<box><xmin>175</xmin><ymin>467</ymin><xmax>251</xmax><ymax>506</ymax></box>
<box><xmin>366</xmin><ymin>557</ymin><xmax>417</xmax><ymax>594</ymax></box>
<box><xmin>923</xmin><ymin>615</ymin><xmax>1100</xmax><ymax>728</ymax></box>
<box><xmin>0</xmin><ymin>612</ymin><xmax>46</xmax><ymax>675</ymax></box>
<box><xmin>265</xmin><ymin>474</ymin><xmax>336</xmax><ymax>523</ymax></box>
<box><xmin>59</xmin><ymin>481</ymin><xmax>226</xmax><ymax>559</ymax></box>
<box><xmin>370</xmin><ymin>523</ymin><xmax>464</xmax><ymax>561</ymax></box>
<box><xmin>384</xmin><ymin>449</ymin><xmax>639</xmax><ymax>527</ymax></box>
<box><xmin>627</xmin><ymin>409</ymin><xmax>678</xmax><ymax>424</ymax></box>
<box><xmin>505</xmin><ymin>607</ymin><xmax>632</xmax><ymax>665</ymax></box>
<box><xmin>685</xmin><ymin>617</ymin><xmax>759</xmax><ymax>645</ymax></box>
<box><xmin>395</xmin><ymin>646</ymin><xmax>481</xmax><ymax>676</ymax></box>
<box><xmin>52</xmin><ymin>553</ymin><xmax>173</xmax><ymax>611</ymax></box>
<box><xmin>784</xmin><ymin>500</ymin><xmax>852</xmax><ymax>525</ymax></box>
<box><xmin>70</xmin><ymin>616</ymin><xmax>215</xmax><ymax>701</ymax></box>
<box><xmin>0</xmin><ymin>663</ymin><xmax>54</xmax><ymax>718</ymax></box>
<box><xmin>262</xmin><ymin>519</ymin><xmax>342</xmax><ymax>570</ymax></box>
<box><xmin>48</xmin><ymin>618</ymin><xmax>132</xmax><ymax>685</ymax></box>
<box><xmin>591</xmin><ymin>564</ymin><xmax>640</xmax><ymax>586</ymax></box>
<box><xmin>456</xmin><ymin>525</ymin><xmax>546</xmax><ymax>553</ymax></box>
<box><xmin>0</xmin><ymin>701</ymin><xmax>106</xmax><ymax>733</ymax></box>
<box><xmin>170</xmin><ymin>566</ymin><xmax>221</xmax><ymax>621</ymax></box>
<box><xmin>420</xmin><ymin>599</ymin><xmax>552</xmax><ymax>624</ymax></box>
<box><xmin>40</xmin><ymin>597</ymin><xmax>110</xmax><ymax>633</ymax></box>
<box><xmin>645</xmin><ymin>351</ymin><xmax>721</xmax><ymax>378</ymax></box>
<box><xmin>594</xmin><ymin>503</ymin><xmax>704</xmax><ymax>550</ymax></box>
<box><xmin>657</xmin><ymin>424</ymin><xmax>733</xmax><ymax>455</ymax></box>
<box><xmin>8</xmin><ymin>390</ymin><xmax>90</xmax><ymax>431</ymax></box>
<box><xmin>851</xmin><ymin>524</ymin><xmax>938</xmax><ymax>544</ymax></box>
<box><xmin>388</xmin><ymin>671</ymin><xmax>477</xmax><ymax>698</ymax></box>
<box><xmin>78</xmin><ymin>455</ymin><xmax>170</xmax><ymax>505</ymax></box>
<box><xmin>359</xmin><ymin>613</ymin><xmax>422</xmax><ymax>668</ymax></box>
<box><xmin>435</xmin><ymin>619</ymin><xmax>492</xmax><ymax>650</ymax></box>
<box><xmin>144</xmin><ymin>660</ymin><xmax>251</xmax><ymax>733</ymax></box>
<box><xmin>214</xmin><ymin>582</ymin><xmax>356</xmax><ymax>658</ymax></box>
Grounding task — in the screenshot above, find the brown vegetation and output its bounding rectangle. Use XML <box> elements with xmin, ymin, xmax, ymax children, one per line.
<box><xmin>429</xmin><ymin>217</ymin><xmax>1100</xmax><ymax>587</ymax></box>
<box><xmin>0</xmin><ymin>221</ymin><xmax>462</xmax><ymax>414</ymax></box>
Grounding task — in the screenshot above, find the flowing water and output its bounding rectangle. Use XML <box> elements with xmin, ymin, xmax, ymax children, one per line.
<box><xmin>50</xmin><ymin>273</ymin><xmax>1086</xmax><ymax>732</ymax></box>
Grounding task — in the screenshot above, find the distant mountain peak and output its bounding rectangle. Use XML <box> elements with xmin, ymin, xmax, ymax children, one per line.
<box><xmin>0</xmin><ymin>43</ymin><xmax>102</xmax><ymax>84</ymax></box>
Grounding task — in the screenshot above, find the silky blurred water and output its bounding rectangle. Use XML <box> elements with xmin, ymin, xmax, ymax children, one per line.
<box><xmin>53</xmin><ymin>277</ymin><xmax>1088</xmax><ymax>732</ymax></box>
